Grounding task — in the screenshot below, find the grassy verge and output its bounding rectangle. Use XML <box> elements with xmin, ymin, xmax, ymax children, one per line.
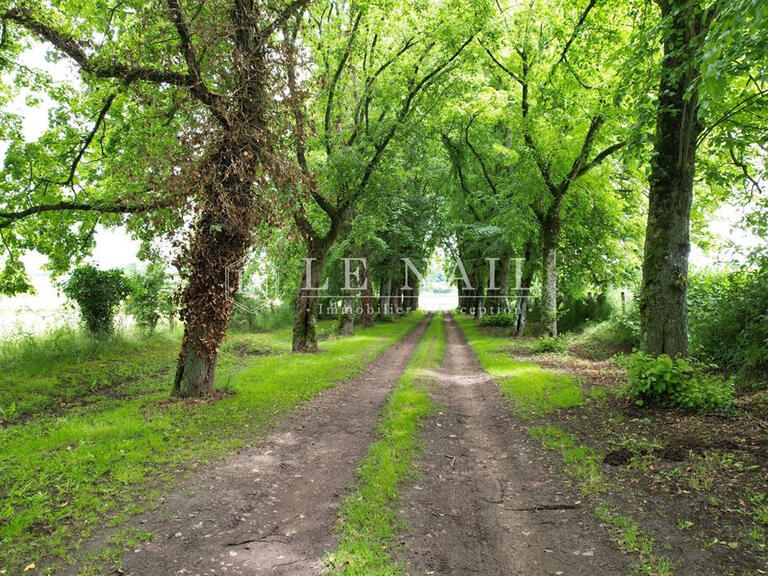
<box><xmin>454</xmin><ymin>317</ymin><xmax>582</xmax><ymax>418</ymax></box>
<box><xmin>0</xmin><ymin>321</ymin><xmax>338</xmax><ymax>424</ymax></box>
<box><xmin>454</xmin><ymin>315</ymin><xmax>674</xmax><ymax>576</ymax></box>
<box><xmin>327</xmin><ymin>313</ymin><xmax>446</xmax><ymax>575</ymax></box>
<box><xmin>0</xmin><ymin>315</ymin><xmax>420</xmax><ymax>575</ymax></box>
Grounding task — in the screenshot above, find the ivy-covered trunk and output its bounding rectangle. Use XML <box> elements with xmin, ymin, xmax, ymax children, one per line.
<box><xmin>174</xmin><ymin>148</ymin><xmax>256</xmax><ymax>397</ymax></box>
<box><xmin>640</xmin><ymin>0</ymin><xmax>705</xmax><ymax>358</ymax></box>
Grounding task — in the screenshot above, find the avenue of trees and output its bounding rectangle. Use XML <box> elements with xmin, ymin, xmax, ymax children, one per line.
<box><xmin>1</xmin><ymin>0</ymin><xmax>766</xmax><ymax>396</ymax></box>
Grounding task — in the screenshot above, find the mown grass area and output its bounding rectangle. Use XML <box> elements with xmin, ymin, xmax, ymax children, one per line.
<box><xmin>327</xmin><ymin>313</ymin><xmax>445</xmax><ymax>575</ymax></box>
<box><xmin>0</xmin><ymin>315</ymin><xmax>419</xmax><ymax>575</ymax></box>
<box><xmin>454</xmin><ymin>315</ymin><xmax>674</xmax><ymax>576</ymax></box>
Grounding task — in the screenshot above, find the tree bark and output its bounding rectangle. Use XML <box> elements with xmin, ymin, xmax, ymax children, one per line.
<box><xmin>640</xmin><ymin>0</ymin><xmax>706</xmax><ymax>357</ymax></box>
<box><xmin>339</xmin><ymin>295</ymin><xmax>355</xmax><ymax>335</ymax></box>
<box><xmin>512</xmin><ymin>242</ymin><xmax>535</xmax><ymax>337</ymax></box>
<box><xmin>360</xmin><ymin>262</ymin><xmax>375</xmax><ymax>327</ymax></box>
<box><xmin>292</xmin><ymin>248</ymin><xmax>327</xmax><ymax>352</ymax></box>
<box><xmin>391</xmin><ymin>278</ymin><xmax>403</xmax><ymax>317</ymax></box>
<box><xmin>540</xmin><ymin>210</ymin><xmax>561</xmax><ymax>337</ymax></box>
<box><xmin>380</xmin><ymin>273</ymin><xmax>392</xmax><ymax>317</ymax></box>
<box><xmin>174</xmin><ymin>149</ymin><xmax>257</xmax><ymax>397</ymax></box>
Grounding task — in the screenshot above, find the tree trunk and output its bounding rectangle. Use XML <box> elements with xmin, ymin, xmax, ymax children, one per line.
<box><xmin>391</xmin><ymin>279</ymin><xmax>403</xmax><ymax>317</ymax></box>
<box><xmin>380</xmin><ymin>273</ymin><xmax>391</xmax><ymax>317</ymax></box>
<box><xmin>410</xmin><ymin>278</ymin><xmax>420</xmax><ymax>311</ymax></box>
<box><xmin>293</xmin><ymin>249</ymin><xmax>327</xmax><ymax>352</ymax></box>
<box><xmin>540</xmin><ymin>213</ymin><xmax>560</xmax><ymax>337</ymax></box>
<box><xmin>339</xmin><ymin>295</ymin><xmax>355</xmax><ymax>335</ymax></box>
<box><xmin>512</xmin><ymin>239</ymin><xmax>536</xmax><ymax>336</ymax></box>
<box><xmin>360</xmin><ymin>262</ymin><xmax>375</xmax><ymax>327</ymax></box>
<box><xmin>174</xmin><ymin>152</ymin><xmax>256</xmax><ymax>396</ymax></box>
<box><xmin>639</xmin><ymin>1</ymin><xmax>705</xmax><ymax>358</ymax></box>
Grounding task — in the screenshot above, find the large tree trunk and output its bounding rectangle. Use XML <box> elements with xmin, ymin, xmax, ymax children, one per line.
<box><xmin>293</xmin><ymin>249</ymin><xmax>327</xmax><ymax>352</ymax></box>
<box><xmin>540</xmin><ymin>212</ymin><xmax>560</xmax><ymax>337</ymax></box>
<box><xmin>174</xmin><ymin>150</ymin><xmax>256</xmax><ymax>397</ymax></box>
<box><xmin>640</xmin><ymin>0</ymin><xmax>705</xmax><ymax>358</ymax></box>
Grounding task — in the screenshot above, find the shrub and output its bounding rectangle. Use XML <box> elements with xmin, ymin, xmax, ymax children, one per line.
<box><xmin>620</xmin><ymin>352</ymin><xmax>734</xmax><ymax>412</ymax></box>
<box><xmin>63</xmin><ymin>265</ymin><xmax>130</xmax><ymax>336</ymax></box>
<box><xmin>534</xmin><ymin>335</ymin><xmax>568</xmax><ymax>354</ymax></box>
<box><xmin>126</xmin><ymin>263</ymin><xmax>174</xmax><ymax>334</ymax></box>
<box><xmin>378</xmin><ymin>313</ymin><xmax>395</xmax><ymax>323</ymax></box>
<box><xmin>688</xmin><ymin>268</ymin><xmax>768</xmax><ymax>382</ymax></box>
<box><xmin>480</xmin><ymin>313</ymin><xmax>516</xmax><ymax>327</ymax></box>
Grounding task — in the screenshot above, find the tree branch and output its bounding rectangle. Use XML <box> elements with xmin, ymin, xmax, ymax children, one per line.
<box><xmin>574</xmin><ymin>140</ymin><xmax>626</xmax><ymax>179</ymax></box>
<box><xmin>0</xmin><ymin>198</ymin><xmax>174</xmax><ymax>230</ymax></box>
<box><xmin>464</xmin><ymin>120</ymin><xmax>498</xmax><ymax>195</ymax></box>
<box><xmin>478</xmin><ymin>40</ymin><xmax>522</xmax><ymax>85</ymax></box>
<box><xmin>63</xmin><ymin>93</ymin><xmax>116</xmax><ymax>187</ymax></box>
<box><xmin>4</xmin><ymin>6</ymin><xmax>229</xmax><ymax>127</ymax></box>
<box><xmin>544</xmin><ymin>0</ymin><xmax>598</xmax><ymax>86</ymax></box>
<box><xmin>560</xmin><ymin>113</ymin><xmax>605</xmax><ymax>195</ymax></box>
<box><xmin>355</xmin><ymin>35</ymin><xmax>475</xmax><ymax>198</ymax></box>
<box><xmin>325</xmin><ymin>11</ymin><xmax>363</xmax><ymax>155</ymax></box>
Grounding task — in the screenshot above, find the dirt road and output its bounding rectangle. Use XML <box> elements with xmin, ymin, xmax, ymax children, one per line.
<box><xmin>106</xmin><ymin>315</ymin><xmax>433</xmax><ymax>576</ymax></box>
<box><xmin>74</xmin><ymin>313</ymin><xmax>633</xmax><ymax>575</ymax></box>
<box><xmin>397</xmin><ymin>314</ymin><xmax>630</xmax><ymax>575</ymax></box>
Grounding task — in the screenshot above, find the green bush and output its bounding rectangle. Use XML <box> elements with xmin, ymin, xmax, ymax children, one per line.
<box><xmin>378</xmin><ymin>313</ymin><xmax>395</xmax><ymax>323</ymax></box>
<box><xmin>480</xmin><ymin>313</ymin><xmax>516</xmax><ymax>327</ymax></box>
<box><xmin>126</xmin><ymin>263</ymin><xmax>174</xmax><ymax>334</ymax></box>
<box><xmin>688</xmin><ymin>268</ymin><xmax>768</xmax><ymax>382</ymax></box>
<box><xmin>620</xmin><ymin>352</ymin><xmax>734</xmax><ymax>412</ymax></box>
<box><xmin>63</xmin><ymin>265</ymin><xmax>130</xmax><ymax>336</ymax></box>
<box><xmin>534</xmin><ymin>335</ymin><xmax>568</xmax><ymax>354</ymax></box>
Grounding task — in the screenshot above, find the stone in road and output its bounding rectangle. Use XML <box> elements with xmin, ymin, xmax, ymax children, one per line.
<box><xmin>108</xmin><ymin>315</ymin><xmax>433</xmax><ymax>576</ymax></box>
<box><xmin>398</xmin><ymin>314</ymin><xmax>630</xmax><ymax>575</ymax></box>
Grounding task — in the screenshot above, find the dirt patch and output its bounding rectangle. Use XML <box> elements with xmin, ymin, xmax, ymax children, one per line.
<box><xmin>55</xmin><ymin>315</ymin><xmax>433</xmax><ymax>575</ymax></box>
<box><xmin>525</xmin><ymin>349</ymin><xmax>768</xmax><ymax>575</ymax></box>
<box><xmin>397</xmin><ymin>315</ymin><xmax>630</xmax><ymax>575</ymax></box>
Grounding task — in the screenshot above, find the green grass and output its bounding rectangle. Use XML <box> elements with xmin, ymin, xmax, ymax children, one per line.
<box><xmin>0</xmin><ymin>321</ymin><xmax>338</xmax><ymax>424</ymax></box>
<box><xmin>453</xmin><ymin>316</ymin><xmax>583</xmax><ymax>418</ymax></box>
<box><xmin>594</xmin><ymin>506</ymin><xmax>675</xmax><ymax>576</ymax></box>
<box><xmin>455</xmin><ymin>315</ymin><xmax>674</xmax><ymax>576</ymax></box>
<box><xmin>0</xmin><ymin>315</ymin><xmax>420</xmax><ymax>575</ymax></box>
<box><xmin>327</xmin><ymin>314</ymin><xmax>446</xmax><ymax>575</ymax></box>
<box><xmin>528</xmin><ymin>425</ymin><xmax>606</xmax><ymax>495</ymax></box>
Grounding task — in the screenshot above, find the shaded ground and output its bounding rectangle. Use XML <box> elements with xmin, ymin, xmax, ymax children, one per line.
<box><xmin>75</xmin><ymin>314</ymin><xmax>433</xmax><ymax>576</ymax></box>
<box><xmin>510</xmin><ymin>338</ymin><xmax>768</xmax><ymax>575</ymax></box>
<box><xmin>398</xmin><ymin>315</ymin><xmax>630</xmax><ymax>575</ymax></box>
